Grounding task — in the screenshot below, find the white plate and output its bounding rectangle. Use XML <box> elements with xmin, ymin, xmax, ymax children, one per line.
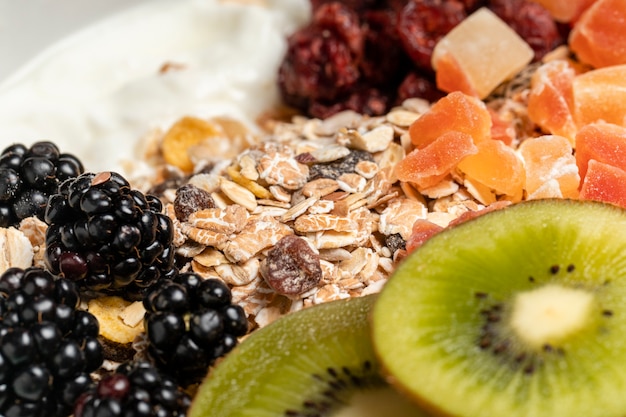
<box><xmin>0</xmin><ymin>0</ymin><xmax>310</xmax><ymax>173</ymax></box>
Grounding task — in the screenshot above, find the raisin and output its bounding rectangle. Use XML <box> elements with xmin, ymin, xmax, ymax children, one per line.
<box><xmin>261</xmin><ymin>235</ymin><xmax>323</xmax><ymax>296</ymax></box>
<box><xmin>487</xmin><ymin>0</ymin><xmax>564</xmax><ymax>62</ymax></box>
<box><xmin>173</xmin><ymin>184</ymin><xmax>216</xmax><ymax>222</ymax></box>
<box><xmin>309</xmin><ymin>150</ymin><xmax>375</xmax><ymax>180</ymax></box>
<box><xmin>397</xmin><ymin>0</ymin><xmax>467</xmax><ymax>71</ymax></box>
<box><xmin>385</xmin><ymin>233</ymin><xmax>407</xmax><ymax>254</ymax></box>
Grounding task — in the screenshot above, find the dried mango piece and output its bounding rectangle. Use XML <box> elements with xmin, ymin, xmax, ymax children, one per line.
<box><xmin>518</xmin><ymin>135</ymin><xmax>580</xmax><ymax>199</ymax></box>
<box><xmin>161</xmin><ymin>116</ymin><xmax>223</xmax><ymax>172</ymax></box>
<box><xmin>432</xmin><ymin>7</ymin><xmax>534</xmax><ymax>99</ymax></box>
<box><xmin>572</xmin><ymin>65</ymin><xmax>626</xmax><ymax>128</ymax></box>
<box><xmin>575</xmin><ymin>122</ymin><xmax>626</xmax><ymax>180</ymax></box>
<box><xmin>579</xmin><ymin>159</ymin><xmax>626</xmax><ymax>208</ymax></box>
<box><xmin>569</xmin><ymin>0</ymin><xmax>626</xmax><ymax>68</ymax></box>
<box><xmin>457</xmin><ymin>139</ymin><xmax>525</xmax><ymax>201</ymax></box>
<box><xmin>396</xmin><ymin>131</ymin><xmax>478</xmax><ymax>190</ymax></box>
<box><xmin>408</xmin><ymin>91</ymin><xmax>492</xmax><ymax>149</ymax></box>
<box><xmin>531</xmin><ymin>0</ymin><xmax>595</xmax><ymax>22</ymax></box>
<box><xmin>527</xmin><ymin>60</ymin><xmax>578</xmax><ymax>145</ymax></box>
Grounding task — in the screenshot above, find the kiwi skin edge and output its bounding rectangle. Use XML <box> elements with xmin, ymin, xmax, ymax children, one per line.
<box><xmin>188</xmin><ymin>294</ymin><xmax>430</xmax><ymax>417</ymax></box>
<box><xmin>372</xmin><ymin>199</ymin><xmax>626</xmax><ymax>417</ymax></box>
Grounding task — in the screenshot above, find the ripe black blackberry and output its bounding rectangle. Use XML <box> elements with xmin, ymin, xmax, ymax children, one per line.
<box><xmin>143</xmin><ymin>272</ymin><xmax>248</xmax><ymax>386</ymax></box>
<box><xmin>44</xmin><ymin>171</ymin><xmax>177</xmax><ymax>298</ymax></box>
<box><xmin>0</xmin><ymin>267</ymin><xmax>103</xmax><ymax>417</ymax></box>
<box><xmin>0</xmin><ymin>141</ymin><xmax>84</xmax><ymax>228</ymax></box>
<box><xmin>74</xmin><ymin>360</ymin><xmax>191</xmax><ymax>417</ymax></box>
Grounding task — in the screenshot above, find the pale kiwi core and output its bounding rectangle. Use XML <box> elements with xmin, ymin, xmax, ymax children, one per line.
<box><xmin>510</xmin><ymin>284</ymin><xmax>595</xmax><ymax>349</ymax></box>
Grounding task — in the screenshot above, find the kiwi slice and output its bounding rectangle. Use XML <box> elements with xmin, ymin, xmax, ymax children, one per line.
<box><xmin>372</xmin><ymin>199</ymin><xmax>626</xmax><ymax>417</ymax></box>
<box><xmin>188</xmin><ymin>295</ymin><xmax>429</xmax><ymax>417</ymax></box>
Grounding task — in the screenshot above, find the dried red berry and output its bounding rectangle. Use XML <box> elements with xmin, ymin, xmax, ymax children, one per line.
<box><xmin>261</xmin><ymin>235</ymin><xmax>322</xmax><ymax>296</ymax></box>
<box><xmin>487</xmin><ymin>0</ymin><xmax>564</xmax><ymax>61</ymax></box>
<box><xmin>397</xmin><ymin>0</ymin><xmax>467</xmax><ymax>71</ymax></box>
<box><xmin>313</xmin><ymin>2</ymin><xmax>364</xmax><ymax>58</ymax></box>
<box><xmin>278</xmin><ymin>26</ymin><xmax>361</xmax><ymax>109</ymax></box>
<box><xmin>360</xmin><ymin>9</ymin><xmax>410</xmax><ymax>88</ymax></box>
<box><xmin>308</xmin><ymin>86</ymin><xmax>390</xmax><ymax>119</ymax></box>
<box><xmin>396</xmin><ymin>71</ymin><xmax>445</xmax><ymax>104</ymax></box>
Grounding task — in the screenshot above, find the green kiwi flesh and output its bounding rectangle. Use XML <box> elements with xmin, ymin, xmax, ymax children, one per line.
<box><xmin>372</xmin><ymin>199</ymin><xmax>626</xmax><ymax>417</ymax></box>
<box><xmin>189</xmin><ymin>295</ymin><xmax>429</xmax><ymax>417</ymax></box>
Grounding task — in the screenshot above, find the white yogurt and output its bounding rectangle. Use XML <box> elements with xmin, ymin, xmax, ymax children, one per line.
<box><xmin>0</xmin><ymin>0</ymin><xmax>310</xmax><ymax>173</ymax></box>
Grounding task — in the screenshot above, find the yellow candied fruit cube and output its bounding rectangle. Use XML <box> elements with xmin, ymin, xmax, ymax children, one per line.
<box><xmin>432</xmin><ymin>7</ymin><xmax>534</xmax><ymax>99</ymax></box>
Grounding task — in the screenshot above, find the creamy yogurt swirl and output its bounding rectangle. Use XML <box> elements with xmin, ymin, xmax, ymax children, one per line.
<box><xmin>0</xmin><ymin>0</ymin><xmax>309</xmax><ymax>173</ymax></box>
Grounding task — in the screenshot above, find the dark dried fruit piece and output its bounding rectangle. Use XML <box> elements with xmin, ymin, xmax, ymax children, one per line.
<box><xmin>261</xmin><ymin>235</ymin><xmax>323</xmax><ymax>296</ymax></box>
<box><xmin>174</xmin><ymin>184</ymin><xmax>216</xmax><ymax>222</ymax></box>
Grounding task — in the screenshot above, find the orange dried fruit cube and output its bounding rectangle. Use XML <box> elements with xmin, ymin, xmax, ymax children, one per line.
<box><xmin>161</xmin><ymin>116</ymin><xmax>223</xmax><ymax>173</ymax></box>
<box><xmin>575</xmin><ymin>122</ymin><xmax>626</xmax><ymax>180</ymax></box>
<box><xmin>433</xmin><ymin>52</ymin><xmax>478</xmax><ymax>98</ymax></box>
<box><xmin>488</xmin><ymin>108</ymin><xmax>514</xmax><ymax>146</ymax></box>
<box><xmin>432</xmin><ymin>8</ymin><xmax>533</xmax><ymax>99</ymax></box>
<box><xmin>408</xmin><ymin>91</ymin><xmax>492</xmax><ymax>149</ymax></box>
<box><xmin>527</xmin><ymin>60</ymin><xmax>577</xmax><ymax>145</ymax></box>
<box><xmin>579</xmin><ymin>159</ymin><xmax>626</xmax><ymax>208</ymax></box>
<box><xmin>456</xmin><ymin>139</ymin><xmax>525</xmax><ymax>201</ymax></box>
<box><xmin>572</xmin><ymin>64</ymin><xmax>626</xmax><ymax>128</ymax></box>
<box><xmin>531</xmin><ymin>0</ymin><xmax>596</xmax><ymax>22</ymax></box>
<box><xmin>396</xmin><ymin>131</ymin><xmax>478</xmax><ymax>190</ymax></box>
<box><xmin>569</xmin><ymin>0</ymin><xmax>626</xmax><ymax>68</ymax></box>
<box><xmin>518</xmin><ymin>135</ymin><xmax>580</xmax><ymax>199</ymax></box>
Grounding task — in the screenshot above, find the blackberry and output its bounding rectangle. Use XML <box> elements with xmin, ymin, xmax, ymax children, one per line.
<box><xmin>74</xmin><ymin>360</ymin><xmax>191</xmax><ymax>417</ymax></box>
<box><xmin>0</xmin><ymin>141</ymin><xmax>84</xmax><ymax>228</ymax></box>
<box><xmin>143</xmin><ymin>272</ymin><xmax>248</xmax><ymax>386</ymax></box>
<box><xmin>44</xmin><ymin>171</ymin><xmax>177</xmax><ymax>298</ymax></box>
<box><xmin>0</xmin><ymin>267</ymin><xmax>103</xmax><ymax>417</ymax></box>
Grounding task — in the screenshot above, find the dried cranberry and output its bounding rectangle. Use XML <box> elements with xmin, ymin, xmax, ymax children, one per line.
<box><xmin>488</xmin><ymin>0</ymin><xmax>564</xmax><ymax>61</ymax></box>
<box><xmin>397</xmin><ymin>0</ymin><xmax>467</xmax><ymax>71</ymax></box>
<box><xmin>309</xmin><ymin>86</ymin><xmax>391</xmax><ymax>119</ymax></box>
<box><xmin>261</xmin><ymin>235</ymin><xmax>322</xmax><ymax>296</ymax></box>
<box><xmin>278</xmin><ymin>26</ymin><xmax>360</xmax><ymax>110</ymax></box>
<box><xmin>310</xmin><ymin>0</ymin><xmax>379</xmax><ymax>14</ymax></box>
<box><xmin>313</xmin><ymin>2</ymin><xmax>364</xmax><ymax>57</ymax></box>
<box><xmin>457</xmin><ymin>0</ymin><xmax>486</xmax><ymax>12</ymax></box>
<box><xmin>360</xmin><ymin>9</ymin><xmax>411</xmax><ymax>87</ymax></box>
<box><xmin>396</xmin><ymin>71</ymin><xmax>445</xmax><ymax>104</ymax></box>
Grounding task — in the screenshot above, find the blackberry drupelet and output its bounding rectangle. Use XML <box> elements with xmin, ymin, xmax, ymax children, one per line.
<box><xmin>73</xmin><ymin>360</ymin><xmax>191</xmax><ymax>417</ymax></box>
<box><xmin>0</xmin><ymin>141</ymin><xmax>84</xmax><ymax>228</ymax></box>
<box><xmin>143</xmin><ymin>272</ymin><xmax>248</xmax><ymax>386</ymax></box>
<box><xmin>0</xmin><ymin>267</ymin><xmax>103</xmax><ymax>417</ymax></box>
<box><xmin>44</xmin><ymin>171</ymin><xmax>177</xmax><ymax>298</ymax></box>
